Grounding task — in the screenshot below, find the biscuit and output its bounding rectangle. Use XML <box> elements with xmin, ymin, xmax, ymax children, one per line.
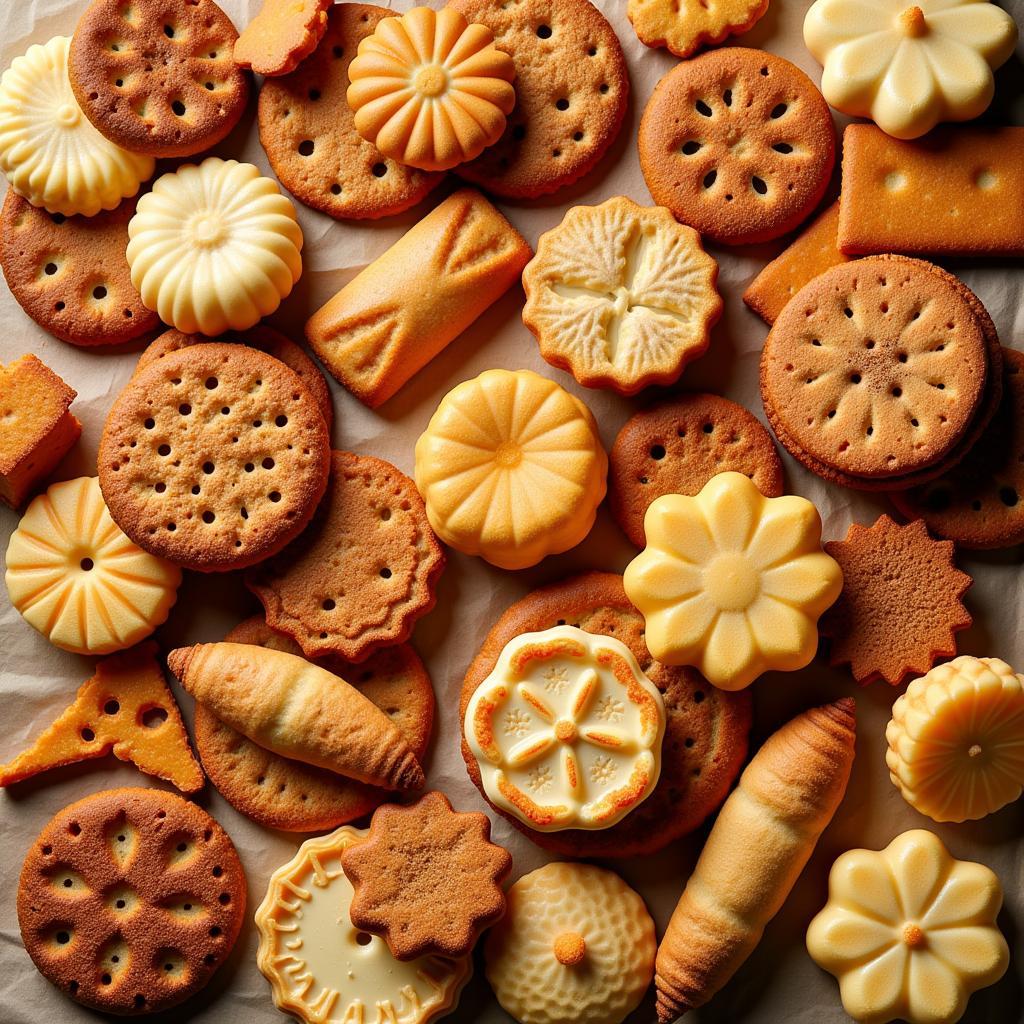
<box><xmin>820</xmin><ymin>515</ymin><xmax>972</xmax><ymax>686</ymax></box>
<box><xmin>234</xmin><ymin>0</ymin><xmax>331</xmax><ymax>77</ymax></box>
<box><xmin>98</xmin><ymin>343</ymin><xmax>330</xmax><ymax>572</ymax></box>
<box><xmin>193</xmin><ymin>616</ymin><xmax>434</xmax><ymax>831</ymax></box>
<box><xmin>449</xmin><ymin>0</ymin><xmax>629</xmax><ymax>199</ymax></box>
<box><xmin>258</xmin><ymin>4</ymin><xmax>443</xmax><ymax>221</ymax></box>
<box><xmin>342</xmin><ymin>791</ymin><xmax>512</xmax><ymax>960</ymax></box>
<box><xmin>629</xmin><ymin>0</ymin><xmax>769</xmax><ymax>59</ymax></box>
<box><xmin>306</xmin><ymin>189</ymin><xmax>530</xmax><ymax>408</ymax></box>
<box><xmin>18</xmin><ymin>787</ymin><xmax>245</xmax><ymax>1015</ymax></box>
<box><xmin>610</xmin><ymin>394</ymin><xmax>784</xmax><ymax>547</ymax></box>
<box><xmin>839</xmin><ymin>125</ymin><xmax>1024</xmax><ymax>257</ymax></box>
<box><xmin>0</xmin><ymin>192</ymin><xmax>157</xmax><ymax>347</ymax></box>
<box><xmin>459</xmin><ymin>571</ymin><xmax>753</xmax><ymax>858</ymax></box>
<box><xmin>68</xmin><ymin>0</ymin><xmax>250</xmax><ymax>158</ymax></box>
<box><xmin>639</xmin><ymin>49</ymin><xmax>835</xmax><ymax>246</ymax></box>
<box><xmin>521</xmin><ymin>197</ymin><xmax>722</xmax><ymax>395</ymax></box>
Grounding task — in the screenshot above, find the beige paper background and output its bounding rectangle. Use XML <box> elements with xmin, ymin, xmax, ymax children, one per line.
<box><xmin>1</xmin><ymin>0</ymin><xmax>1023</xmax><ymax>1021</ymax></box>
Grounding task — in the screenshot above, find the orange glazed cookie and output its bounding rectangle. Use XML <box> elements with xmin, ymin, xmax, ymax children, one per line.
<box><xmin>234</xmin><ymin>0</ymin><xmax>331</xmax><ymax>76</ymax></box>
<box><xmin>629</xmin><ymin>0</ymin><xmax>769</xmax><ymax>59</ymax></box>
<box><xmin>639</xmin><ymin>49</ymin><xmax>835</xmax><ymax>246</ymax></box>
<box><xmin>820</xmin><ymin>515</ymin><xmax>972</xmax><ymax>686</ymax></box>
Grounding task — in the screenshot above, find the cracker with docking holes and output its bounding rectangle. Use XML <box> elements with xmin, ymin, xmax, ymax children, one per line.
<box><xmin>628</xmin><ymin>0</ymin><xmax>769</xmax><ymax>59</ymax></box>
<box><xmin>234</xmin><ymin>0</ymin><xmax>331</xmax><ymax>76</ymax></box>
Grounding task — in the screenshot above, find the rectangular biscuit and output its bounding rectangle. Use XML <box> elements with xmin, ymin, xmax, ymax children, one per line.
<box><xmin>839</xmin><ymin>125</ymin><xmax>1024</xmax><ymax>257</ymax></box>
<box><xmin>306</xmin><ymin>188</ymin><xmax>531</xmax><ymax>409</ymax></box>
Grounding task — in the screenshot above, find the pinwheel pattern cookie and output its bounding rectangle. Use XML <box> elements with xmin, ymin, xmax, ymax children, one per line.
<box><xmin>522</xmin><ymin>198</ymin><xmax>722</xmax><ymax>395</ymax></box>
<box><xmin>347</xmin><ymin>6</ymin><xmax>516</xmax><ymax>171</ymax></box>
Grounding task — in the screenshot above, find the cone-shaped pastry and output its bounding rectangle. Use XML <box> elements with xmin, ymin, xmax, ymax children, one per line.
<box><xmin>655</xmin><ymin>698</ymin><xmax>856</xmax><ymax>1021</ymax></box>
<box><xmin>168</xmin><ymin>642</ymin><xmax>424</xmax><ymax>791</ymax></box>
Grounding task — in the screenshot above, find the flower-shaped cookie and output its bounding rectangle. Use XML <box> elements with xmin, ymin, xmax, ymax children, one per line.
<box><xmin>807</xmin><ymin>830</ymin><xmax>1009</xmax><ymax>1024</ymax></box>
<box><xmin>0</xmin><ymin>37</ymin><xmax>153</xmax><ymax>216</ymax></box>
<box><xmin>414</xmin><ymin>369</ymin><xmax>607</xmax><ymax>570</ymax></box>
<box><xmin>347</xmin><ymin>6</ymin><xmax>516</xmax><ymax>171</ymax></box>
<box><xmin>804</xmin><ymin>0</ymin><xmax>1018</xmax><ymax>140</ymax></box>
<box><xmin>126</xmin><ymin>158</ymin><xmax>303</xmax><ymax>336</ymax></box>
<box><xmin>623</xmin><ymin>472</ymin><xmax>842</xmax><ymax>690</ymax></box>
<box><xmin>464</xmin><ymin>626</ymin><xmax>666</xmax><ymax>832</ymax></box>
<box><xmin>522</xmin><ymin>198</ymin><xmax>722</xmax><ymax>395</ymax></box>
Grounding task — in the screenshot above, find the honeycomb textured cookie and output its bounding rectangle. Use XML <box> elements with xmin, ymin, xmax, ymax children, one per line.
<box><xmin>629</xmin><ymin>0</ymin><xmax>769</xmax><ymax>58</ymax></box>
<box><xmin>234</xmin><ymin>0</ymin><xmax>331</xmax><ymax>76</ymax></box>
<box><xmin>485</xmin><ymin>862</ymin><xmax>656</xmax><ymax>1024</ymax></box>
<box><xmin>0</xmin><ymin>36</ymin><xmax>153</xmax><ymax>216</ymax></box>
<box><xmin>5</xmin><ymin>477</ymin><xmax>181</xmax><ymax>655</ymax></box>
<box><xmin>522</xmin><ymin>198</ymin><xmax>722</xmax><ymax>395</ymax></box>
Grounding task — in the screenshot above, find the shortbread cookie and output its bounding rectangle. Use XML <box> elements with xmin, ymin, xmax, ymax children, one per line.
<box><xmin>69</xmin><ymin>0</ymin><xmax>250</xmax><ymax>158</ymax></box>
<box><xmin>629</xmin><ymin>0</ymin><xmax>769</xmax><ymax>59</ymax></box>
<box><xmin>234</xmin><ymin>0</ymin><xmax>331</xmax><ymax>76</ymax></box>
<box><xmin>0</xmin><ymin>643</ymin><xmax>203</xmax><ymax>793</ymax></box>
<box><xmin>639</xmin><ymin>49</ymin><xmax>835</xmax><ymax>245</ymax></box>
<box><xmin>127</xmin><ymin>158</ymin><xmax>304</xmax><ymax>336</ymax></box>
<box><xmin>0</xmin><ymin>36</ymin><xmax>153</xmax><ymax>216</ymax></box>
<box><xmin>98</xmin><ymin>343</ymin><xmax>330</xmax><ymax>572</ymax></box>
<box><xmin>610</xmin><ymin>394</ymin><xmax>784</xmax><ymax>547</ymax></box>
<box><xmin>449</xmin><ymin>0</ymin><xmax>629</xmax><ymax>198</ymax></box>
<box><xmin>820</xmin><ymin>515</ymin><xmax>972</xmax><ymax>685</ymax></box>
<box><xmin>258</xmin><ymin>4</ymin><xmax>443</xmax><ymax>221</ymax></box>
<box><xmin>460</xmin><ymin>572</ymin><xmax>753</xmax><ymax>858</ymax></box>
<box><xmin>248</xmin><ymin>450</ymin><xmax>444</xmax><ymax>661</ymax></box>
<box><xmin>485</xmin><ymin>863</ymin><xmax>656</xmax><ymax>1024</ymax></box>
<box><xmin>522</xmin><ymin>197</ymin><xmax>722</xmax><ymax>395</ymax></box>
<box><xmin>256</xmin><ymin>826</ymin><xmax>472</xmax><ymax>1024</ymax></box>
<box><xmin>18</xmin><ymin>787</ymin><xmax>245</xmax><ymax>1015</ymax></box>
<box><xmin>347</xmin><ymin>6</ymin><xmax>516</xmax><ymax>172</ymax></box>
<box><xmin>1</xmin><ymin>192</ymin><xmax>157</xmax><ymax>346</ymax></box>
<box><xmin>6</xmin><ymin>477</ymin><xmax>181</xmax><ymax>655</ymax></box>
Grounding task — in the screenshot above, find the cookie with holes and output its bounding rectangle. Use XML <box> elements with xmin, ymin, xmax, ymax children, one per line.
<box><xmin>449</xmin><ymin>0</ymin><xmax>629</xmax><ymax>199</ymax></box>
<box><xmin>68</xmin><ymin>0</ymin><xmax>250</xmax><ymax>159</ymax></box>
<box><xmin>639</xmin><ymin>48</ymin><xmax>835</xmax><ymax>246</ymax></box>
<box><xmin>98</xmin><ymin>343</ymin><xmax>330</xmax><ymax>573</ymax></box>
<box><xmin>610</xmin><ymin>394</ymin><xmax>784</xmax><ymax>547</ymax></box>
<box><xmin>17</xmin><ymin>787</ymin><xmax>245</xmax><ymax>1015</ymax></box>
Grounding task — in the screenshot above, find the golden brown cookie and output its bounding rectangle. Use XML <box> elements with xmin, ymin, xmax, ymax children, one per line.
<box><xmin>17</xmin><ymin>787</ymin><xmax>245</xmax><ymax>1015</ymax></box>
<box><xmin>0</xmin><ymin>191</ymin><xmax>157</xmax><ymax>346</ymax></box>
<box><xmin>68</xmin><ymin>0</ymin><xmax>250</xmax><ymax>158</ymax></box>
<box><xmin>448</xmin><ymin>0</ymin><xmax>628</xmax><ymax>199</ymax></box>
<box><xmin>639</xmin><ymin>49</ymin><xmax>835</xmax><ymax>245</ymax></box>
<box><xmin>258</xmin><ymin>4</ymin><xmax>444</xmax><ymax>220</ymax></box>
<box><xmin>193</xmin><ymin>616</ymin><xmax>435</xmax><ymax>832</ymax></box>
<box><xmin>98</xmin><ymin>343</ymin><xmax>330</xmax><ymax>572</ymax></box>
<box><xmin>342</xmin><ymin>791</ymin><xmax>511</xmax><ymax>960</ymax></box>
<box><xmin>610</xmin><ymin>394</ymin><xmax>784</xmax><ymax>547</ymax></box>
<box><xmin>460</xmin><ymin>571</ymin><xmax>753</xmax><ymax>859</ymax></box>
<box><xmin>234</xmin><ymin>0</ymin><xmax>331</xmax><ymax>77</ymax></box>
<box><xmin>629</xmin><ymin>0</ymin><xmax>769</xmax><ymax>58</ymax></box>
<box><xmin>820</xmin><ymin>515</ymin><xmax>973</xmax><ymax>686</ymax></box>
<box><xmin>247</xmin><ymin>449</ymin><xmax>444</xmax><ymax>661</ymax></box>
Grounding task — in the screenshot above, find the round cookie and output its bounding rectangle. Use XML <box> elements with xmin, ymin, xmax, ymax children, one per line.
<box><xmin>17</xmin><ymin>787</ymin><xmax>246</xmax><ymax>1015</ymax></box>
<box><xmin>193</xmin><ymin>616</ymin><xmax>435</xmax><ymax>831</ymax></box>
<box><xmin>98</xmin><ymin>343</ymin><xmax>331</xmax><ymax>572</ymax></box>
<box><xmin>68</xmin><ymin>0</ymin><xmax>250</xmax><ymax>158</ymax></box>
<box><xmin>639</xmin><ymin>48</ymin><xmax>834</xmax><ymax>246</ymax></box>
<box><xmin>448</xmin><ymin>0</ymin><xmax>628</xmax><ymax>199</ymax></box>
<box><xmin>610</xmin><ymin>394</ymin><xmax>784</xmax><ymax>547</ymax></box>
<box><xmin>0</xmin><ymin>191</ymin><xmax>157</xmax><ymax>346</ymax></box>
<box><xmin>258</xmin><ymin>4</ymin><xmax>444</xmax><ymax>221</ymax></box>
<box><xmin>459</xmin><ymin>571</ymin><xmax>753</xmax><ymax>859</ymax></box>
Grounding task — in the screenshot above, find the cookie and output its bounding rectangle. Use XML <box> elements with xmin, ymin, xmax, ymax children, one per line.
<box><xmin>629</xmin><ymin>0</ymin><xmax>769</xmax><ymax>59</ymax></box>
<box><xmin>17</xmin><ymin>787</ymin><xmax>245</xmax><ymax>1015</ymax></box>
<box><xmin>68</xmin><ymin>0</ymin><xmax>250</xmax><ymax>158</ymax></box>
<box><xmin>341</xmin><ymin>791</ymin><xmax>512</xmax><ymax>960</ymax></box>
<box><xmin>0</xmin><ymin>192</ymin><xmax>157</xmax><ymax>346</ymax></box>
<box><xmin>98</xmin><ymin>343</ymin><xmax>330</xmax><ymax>572</ymax></box>
<box><xmin>610</xmin><ymin>394</ymin><xmax>785</xmax><ymax>547</ymax></box>
<box><xmin>234</xmin><ymin>0</ymin><xmax>331</xmax><ymax>77</ymax></box>
<box><xmin>449</xmin><ymin>0</ymin><xmax>628</xmax><ymax>199</ymax></box>
<box><xmin>193</xmin><ymin>616</ymin><xmax>434</xmax><ymax>832</ymax></box>
<box><xmin>820</xmin><ymin>515</ymin><xmax>973</xmax><ymax>685</ymax></box>
<box><xmin>639</xmin><ymin>49</ymin><xmax>835</xmax><ymax>246</ymax></box>
<box><xmin>521</xmin><ymin>197</ymin><xmax>722</xmax><ymax>395</ymax></box>
<box><xmin>459</xmin><ymin>571</ymin><xmax>753</xmax><ymax>858</ymax></box>
<box><xmin>258</xmin><ymin>4</ymin><xmax>443</xmax><ymax>221</ymax></box>
<box><xmin>248</xmin><ymin>450</ymin><xmax>443</xmax><ymax>661</ymax></box>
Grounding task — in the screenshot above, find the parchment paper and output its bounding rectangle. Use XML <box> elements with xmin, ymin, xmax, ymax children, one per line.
<box><xmin>1</xmin><ymin>1</ymin><xmax>1023</xmax><ymax>1021</ymax></box>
